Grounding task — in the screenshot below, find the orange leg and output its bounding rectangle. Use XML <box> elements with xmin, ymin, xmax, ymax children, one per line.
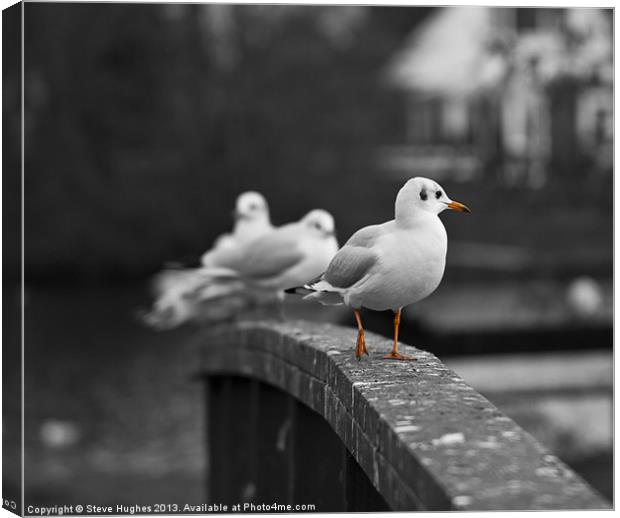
<box><xmin>383</xmin><ymin>309</ymin><xmax>416</xmax><ymax>361</ymax></box>
<box><xmin>353</xmin><ymin>309</ymin><xmax>368</xmax><ymax>360</ymax></box>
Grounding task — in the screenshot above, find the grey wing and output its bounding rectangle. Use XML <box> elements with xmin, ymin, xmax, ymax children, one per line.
<box><xmin>202</xmin><ymin>242</ymin><xmax>245</xmax><ymax>269</ymax></box>
<box><xmin>324</xmin><ymin>245</ymin><xmax>378</xmax><ymax>289</ymax></box>
<box><xmin>237</xmin><ymin>231</ymin><xmax>305</xmax><ymax>279</ymax></box>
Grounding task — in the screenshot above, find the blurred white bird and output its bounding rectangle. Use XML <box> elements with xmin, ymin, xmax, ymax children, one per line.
<box><xmin>200</xmin><ymin>191</ymin><xmax>273</xmax><ymax>267</ymax></box>
<box><xmin>288</xmin><ymin>177</ymin><xmax>469</xmax><ymax>360</ymax></box>
<box><xmin>203</xmin><ymin>209</ymin><xmax>339</xmax><ymax>293</ymax></box>
<box><xmin>142</xmin><ymin>191</ymin><xmax>273</xmax><ymax>330</ymax></box>
<box><xmin>155</xmin><ymin>191</ymin><xmax>273</xmax><ymax>290</ymax></box>
<box><xmin>141</xmin><ymin>206</ymin><xmax>339</xmax><ymax>330</ymax></box>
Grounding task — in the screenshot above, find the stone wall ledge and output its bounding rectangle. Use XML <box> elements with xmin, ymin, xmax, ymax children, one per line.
<box><xmin>194</xmin><ymin>319</ymin><xmax>609</xmax><ymax>511</ymax></box>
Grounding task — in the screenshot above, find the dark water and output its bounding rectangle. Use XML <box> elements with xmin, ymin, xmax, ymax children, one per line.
<box><xmin>10</xmin><ymin>284</ymin><xmax>611</xmax><ymax>507</ymax></box>
<box><xmin>19</xmin><ymin>284</ymin><xmax>204</xmax><ymax>506</ymax></box>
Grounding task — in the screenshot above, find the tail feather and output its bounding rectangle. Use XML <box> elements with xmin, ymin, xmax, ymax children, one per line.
<box><xmin>284</xmin><ymin>285</ymin><xmax>315</xmax><ymax>296</ymax></box>
<box><xmin>142</xmin><ymin>267</ymin><xmax>248</xmax><ymax>330</ymax></box>
<box><xmin>285</xmin><ymin>278</ymin><xmax>344</xmax><ymax>306</ymax></box>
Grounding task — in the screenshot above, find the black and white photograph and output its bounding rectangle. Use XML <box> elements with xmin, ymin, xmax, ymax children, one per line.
<box><xmin>2</xmin><ymin>1</ymin><xmax>614</xmax><ymax>514</ymax></box>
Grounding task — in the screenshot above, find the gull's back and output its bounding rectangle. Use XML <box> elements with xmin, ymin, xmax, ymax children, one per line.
<box><xmin>202</xmin><ymin>217</ymin><xmax>273</xmax><ymax>268</ymax></box>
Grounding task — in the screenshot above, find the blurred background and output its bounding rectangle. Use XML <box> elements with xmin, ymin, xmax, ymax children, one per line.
<box><xmin>4</xmin><ymin>3</ymin><xmax>612</xmax><ymax>507</ymax></box>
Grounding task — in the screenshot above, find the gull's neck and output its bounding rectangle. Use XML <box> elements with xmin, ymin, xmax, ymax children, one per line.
<box><xmin>394</xmin><ymin>196</ymin><xmax>438</xmax><ymax>229</ymax></box>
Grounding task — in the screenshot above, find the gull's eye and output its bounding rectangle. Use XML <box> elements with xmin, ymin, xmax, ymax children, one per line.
<box><xmin>314</xmin><ymin>222</ymin><xmax>322</xmax><ymax>230</ymax></box>
<box><xmin>420</xmin><ymin>190</ymin><xmax>428</xmax><ymax>201</ymax></box>
<box><xmin>435</xmin><ymin>190</ymin><xmax>442</xmax><ymax>199</ymax></box>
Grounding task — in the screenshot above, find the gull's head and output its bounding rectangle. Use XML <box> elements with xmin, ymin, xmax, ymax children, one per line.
<box><xmin>301</xmin><ymin>209</ymin><xmax>336</xmax><ymax>238</ymax></box>
<box><xmin>235</xmin><ymin>191</ymin><xmax>269</xmax><ymax>222</ymax></box>
<box><xmin>398</xmin><ymin>177</ymin><xmax>470</xmax><ymax>217</ymax></box>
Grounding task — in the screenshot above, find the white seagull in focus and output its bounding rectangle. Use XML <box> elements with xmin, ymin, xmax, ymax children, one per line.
<box><xmin>287</xmin><ymin>177</ymin><xmax>470</xmax><ymax>360</ymax></box>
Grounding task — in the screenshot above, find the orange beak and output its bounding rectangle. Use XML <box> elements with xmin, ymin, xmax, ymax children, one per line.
<box><xmin>447</xmin><ymin>200</ymin><xmax>471</xmax><ymax>213</ymax></box>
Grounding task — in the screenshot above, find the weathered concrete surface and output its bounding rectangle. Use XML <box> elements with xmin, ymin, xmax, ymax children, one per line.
<box><xmin>193</xmin><ymin>320</ymin><xmax>609</xmax><ymax>511</ymax></box>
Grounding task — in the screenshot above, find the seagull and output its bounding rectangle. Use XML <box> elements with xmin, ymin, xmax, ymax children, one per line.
<box><xmin>287</xmin><ymin>177</ymin><xmax>470</xmax><ymax>360</ymax></box>
<box><xmin>200</xmin><ymin>209</ymin><xmax>340</xmax><ymax>294</ymax></box>
<box><xmin>143</xmin><ymin>191</ymin><xmax>273</xmax><ymax>330</ymax></box>
<box><xmin>142</xmin><ymin>208</ymin><xmax>338</xmax><ymax>329</ymax></box>
<box><xmin>155</xmin><ymin>190</ymin><xmax>273</xmax><ymax>298</ymax></box>
<box><xmin>201</xmin><ymin>191</ymin><xmax>273</xmax><ymax>267</ymax></box>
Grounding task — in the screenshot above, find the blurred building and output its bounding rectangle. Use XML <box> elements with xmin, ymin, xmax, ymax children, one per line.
<box><xmin>381</xmin><ymin>7</ymin><xmax>612</xmax><ymax>187</ymax></box>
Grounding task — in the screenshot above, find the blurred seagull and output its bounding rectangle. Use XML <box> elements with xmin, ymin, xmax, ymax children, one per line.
<box><xmin>287</xmin><ymin>177</ymin><xmax>469</xmax><ymax>360</ymax></box>
<box><xmin>142</xmin><ymin>207</ymin><xmax>338</xmax><ymax>330</ymax></box>
<box><xmin>201</xmin><ymin>191</ymin><xmax>273</xmax><ymax>267</ymax></box>
<box><xmin>199</xmin><ymin>209</ymin><xmax>339</xmax><ymax>294</ymax></box>
<box><xmin>143</xmin><ymin>190</ymin><xmax>273</xmax><ymax>330</ymax></box>
<box><xmin>156</xmin><ymin>190</ymin><xmax>273</xmax><ymax>292</ymax></box>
